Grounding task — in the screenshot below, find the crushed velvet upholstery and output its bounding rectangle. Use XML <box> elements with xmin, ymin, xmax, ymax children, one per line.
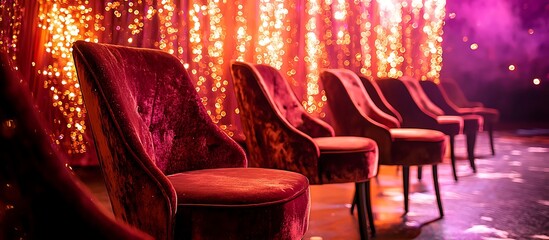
<box><xmin>377</xmin><ymin>78</ymin><xmax>479</xmax><ymax>180</ymax></box>
<box><xmin>376</xmin><ymin>78</ymin><xmax>462</xmax><ymax>135</ymax></box>
<box><xmin>320</xmin><ymin>69</ymin><xmax>446</xmax><ymax>218</ymax></box>
<box><xmin>72</xmin><ymin>41</ymin><xmax>310</xmax><ymax>240</ymax></box>
<box><xmin>440</xmin><ymin>80</ymin><xmax>499</xmax><ymax>155</ymax></box>
<box><xmin>0</xmin><ymin>51</ymin><xmax>153</xmax><ymax>240</ymax></box>
<box><xmin>230</xmin><ymin>62</ymin><xmax>378</xmax><ymax>184</ymax></box>
<box><xmin>320</xmin><ymin>69</ymin><xmax>446</xmax><ymax>166</ymax></box>
<box><xmin>231</xmin><ymin>61</ymin><xmax>378</xmax><ymax>240</ymax></box>
<box><xmin>402</xmin><ymin>79</ymin><xmax>482</xmax><ymax>173</ymax></box>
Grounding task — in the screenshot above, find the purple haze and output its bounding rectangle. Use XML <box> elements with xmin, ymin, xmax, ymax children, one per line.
<box><xmin>441</xmin><ymin>0</ymin><xmax>549</xmax><ymax>122</ymax></box>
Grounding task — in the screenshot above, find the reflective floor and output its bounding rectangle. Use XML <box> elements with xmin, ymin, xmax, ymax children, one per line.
<box><xmin>77</xmin><ymin>129</ymin><xmax>549</xmax><ymax>240</ymax></box>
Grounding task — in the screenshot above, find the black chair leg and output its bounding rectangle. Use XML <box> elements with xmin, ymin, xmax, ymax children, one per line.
<box><xmin>449</xmin><ymin>135</ymin><xmax>458</xmax><ymax>182</ymax></box>
<box><xmin>355</xmin><ymin>182</ymin><xmax>371</xmax><ymax>240</ymax></box>
<box><xmin>417</xmin><ymin>166</ymin><xmax>423</xmax><ymax>180</ymax></box>
<box><xmin>432</xmin><ymin>165</ymin><xmax>444</xmax><ymax>217</ymax></box>
<box><xmin>488</xmin><ymin>124</ymin><xmax>495</xmax><ymax>156</ymax></box>
<box><xmin>403</xmin><ymin>166</ymin><xmax>410</xmax><ymax>214</ymax></box>
<box><xmin>365</xmin><ymin>181</ymin><xmax>376</xmax><ymax>237</ymax></box>
<box><xmin>350</xmin><ymin>190</ymin><xmax>357</xmax><ymax>214</ymax></box>
<box><xmin>466</xmin><ymin>131</ymin><xmax>477</xmax><ymax>173</ymax></box>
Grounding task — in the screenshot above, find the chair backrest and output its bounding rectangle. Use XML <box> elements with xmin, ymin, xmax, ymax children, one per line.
<box><xmin>73</xmin><ymin>41</ymin><xmax>246</xmax><ymax>239</ymax></box>
<box><xmin>419</xmin><ymin>80</ymin><xmax>460</xmax><ymax>115</ymax></box>
<box><xmin>376</xmin><ymin>78</ymin><xmax>439</xmax><ymax>129</ymax></box>
<box><xmin>358</xmin><ymin>75</ymin><xmax>403</xmax><ymax>123</ymax></box>
<box><xmin>320</xmin><ymin>69</ymin><xmax>395</xmax><ymax>164</ymax></box>
<box><xmin>321</xmin><ymin>69</ymin><xmax>399</xmax><ymax>129</ymax></box>
<box><xmin>0</xmin><ymin>50</ymin><xmax>152</xmax><ymax>240</ymax></box>
<box><xmin>440</xmin><ymin>80</ymin><xmax>483</xmax><ymax>108</ymax></box>
<box><xmin>231</xmin><ymin>61</ymin><xmax>332</xmax><ymax>184</ymax></box>
<box><xmin>399</xmin><ymin>76</ymin><xmax>445</xmax><ymax>116</ymax></box>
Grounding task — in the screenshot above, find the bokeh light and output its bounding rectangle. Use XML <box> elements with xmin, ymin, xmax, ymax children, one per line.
<box><xmin>2</xmin><ymin>0</ymin><xmax>447</xmax><ymax>160</ymax></box>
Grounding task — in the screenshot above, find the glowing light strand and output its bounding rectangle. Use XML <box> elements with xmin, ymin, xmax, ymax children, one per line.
<box><xmin>37</xmin><ymin>0</ymin><xmax>99</xmax><ymax>155</ymax></box>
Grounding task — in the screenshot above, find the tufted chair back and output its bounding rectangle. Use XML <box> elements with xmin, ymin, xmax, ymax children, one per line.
<box><xmin>231</xmin><ymin>62</ymin><xmax>336</xmax><ymax>184</ymax></box>
<box><xmin>320</xmin><ymin>69</ymin><xmax>395</xmax><ymax>164</ymax></box>
<box><xmin>73</xmin><ymin>41</ymin><xmax>246</xmax><ymax>239</ymax></box>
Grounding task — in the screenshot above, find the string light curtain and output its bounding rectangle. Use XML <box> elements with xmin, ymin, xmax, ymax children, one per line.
<box><xmin>1</xmin><ymin>0</ymin><xmax>445</xmax><ymax>165</ymax></box>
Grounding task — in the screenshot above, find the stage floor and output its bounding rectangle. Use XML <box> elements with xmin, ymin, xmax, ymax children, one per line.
<box><xmin>76</xmin><ymin>128</ymin><xmax>549</xmax><ymax>240</ymax></box>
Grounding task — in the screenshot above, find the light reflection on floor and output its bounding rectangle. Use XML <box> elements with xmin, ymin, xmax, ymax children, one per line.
<box><xmin>76</xmin><ymin>130</ymin><xmax>549</xmax><ymax>240</ymax></box>
<box><xmin>301</xmin><ymin>131</ymin><xmax>549</xmax><ymax>239</ymax></box>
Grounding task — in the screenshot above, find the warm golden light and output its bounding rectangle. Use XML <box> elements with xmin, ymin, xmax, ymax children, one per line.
<box><xmin>4</xmin><ymin>0</ymin><xmax>448</xmax><ymax>158</ymax></box>
<box><xmin>508</xmin><ymin>65</ymin><xmax>515</xmax><ymax>71</ymax></box>
<box><xmin>533</xmin><ymin>78</ymin><xmax>540</xmax><ymax>85</ymax></box>
<box><xmin>470</xmin><ymin>43</ymin><xmax>478</xmax><ymax>50</ymax></box>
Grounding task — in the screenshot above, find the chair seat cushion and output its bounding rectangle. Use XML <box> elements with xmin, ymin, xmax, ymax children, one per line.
<box><xmin>388</xmin><ymin>128</ymin><xmax>447</xmax><ymax>166</ymax></box>
<box><xmin>168</xmin><ymin>168</ymin><xmax>308</xmax><ymax>206</ymax></box>
<box><xmin>436</xmin><ymin>115</ymin><xmax>463</xmax><ymax>135</ymax></box>
<box><xmin>168</xmin><ymin>168</ymin><xmax>310</xmax><ymax>239</ymax></box>
<box><xmin>390</xmin><ymin>128</ymin><xmax>446</xmax><ymax>142</ymax></box>
<box><xmin>313</xmin><ymin>136</ymin><xmax>377</xmax><ymax>153</ymax></box>
<box><xmin>312</xmin><ymin>136</ymin><xmax>378</xmax><ymax>184</ymax></box>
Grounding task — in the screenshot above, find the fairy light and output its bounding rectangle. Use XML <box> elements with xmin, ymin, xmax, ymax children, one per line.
<box><xmin>402</xmin><ymin>0</ymin><xmax>421</xmax><ymax>77</ymax></box>
<box><xmin>375</xmin><ymin>0</ymin><xmax>403</xmax><ymax>78</ymax></box>
<box><xmin>235</xmin><ymin>2</ymin><xmax>251</xmax><ymax>62</ymax></box>
<box><xmin>334</xmin><ymin>0</ymin><xmax>351</xmax><ymax>67</ymax></box>
<box><xmin>304</xmin><ymin>0</ymin><xmax>324</xmax><ymax>115</ymax></box>
<box><xmin>256</xmin><ymin>0</ymin><xmax>288</xmax><ymax>69</ymax></box>
<box><xmin>0</xmin><ymin>0</ymin><xmax>22</xmax><ymax>61</ymax></box>
<box><xmin>423</xmin><ymin>0</ymin><xmax>445</xmax><ymax>81</ymax></box>
<box><xmin>7</xmin><ymin>0</ymin><xmax>448</xmax><ymax>156</ymax></box>
<box><xmin>37</xmin><ymin>0</ymin><xmax>99</xmax><ymax>155</ymax></box>
<box><xmin>359</xmin><ymin>0</ymin><xmax>373</xmax><ymax>77</ymax></box>
<box><xmin>206</xmin><ymin>0</ymin><xmax>228</xmax><ymax>125</ymax></box>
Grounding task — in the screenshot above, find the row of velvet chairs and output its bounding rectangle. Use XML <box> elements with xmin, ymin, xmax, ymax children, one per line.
<box><xmin>1</xmin><ymin>41</ymin><xmax>498</xmax><ymax>240</ymax></box>
<box><xmin>229</xmin><ymin>63</ymin><xmax>499</xmax><ymax>238</ymax></box>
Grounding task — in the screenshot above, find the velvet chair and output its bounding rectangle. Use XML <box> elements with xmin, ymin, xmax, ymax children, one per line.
<box><xmin>0</xmin><ymin>50</ymin><xmax>152</xmax><ymax>240</ymax></box>
<box><xmin>358</xmin><ymin>74</ymin><xmax>403</xmax><ymax>124</ymax></box>
<box><xmin>231</xmin><ymin>62</ymin><xmax>378</xmax><ymax>240</ymax></box>
<box><xmin>320</xmin><ymin>69</ymin><xmax>446</xmax><ymax>219</ymax></box>
<box><xmin>440</xmin><ymin>80</ymin><xmax>499</xmax><ymax>155</ymax></box>
<box><xmin>399</xmin><ymin>78</ymin><xmax>482</xmax><ymax>177</ymax></box>
<box><xmin>419</xmin><ymin>80</ymin><xmax>485</xmax><ymax>161</ymax></box>
<box><xmin>72</xmin><ymin>41</ymin><xmax>310</xmax><ymax>240</ymax></box>
<box><xmin>375</xmin><ymin>78</ymin><xmax>467</xmax><ymax>181</ymax></box>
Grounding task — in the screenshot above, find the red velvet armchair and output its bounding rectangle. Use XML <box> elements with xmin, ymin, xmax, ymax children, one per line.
<box><xmin>400</xmin><ymin>78</ymin><xmax>482</xmax><ymax>176</ymax></box>
<box><xmin>320</xmin><ymin>69</ymin><xmax>446</xmax><ymax>219</ymax></box>
<box><xmin>440</xmin><ymin>80</ymin><xmax>499</xmax><ymax>155</ymax></box>
<box><xmin>72</xmin><ymin>41</ymin><xmax>310</xmax><ymax>240</ymax></box>
<box><xmin>419</xmin><ymin>80</ymin><xmax>485</xmax><ymax>161</ymax></box>
<box><xmin>231</xmin><ymin>62</ymin><xmax>379</xmax><ymax>240</ymax></box>
<box><xmin>375</xmin><ymin>78</ymin><xmax>468</xmax><ymax>181</ymax></box>
<box><xmin>0</xmin><ymin>51</ymin><xmax>152</xmax><ymax>240</ymax></box>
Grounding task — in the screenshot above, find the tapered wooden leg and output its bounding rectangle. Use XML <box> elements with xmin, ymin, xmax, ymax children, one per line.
<box><xmin>449</xmin><ymin>135</ymin><xmax>458</xmax><ymax>182</ymax></box>
<box><xmin>432</xmin><ymin>165</ymin><xmax>444</xmax><ymax>217</ymax></box>
<box><xmin>355</xmin><ymin>182</ymin><xmax>370</xmax><ymax>240</ymax></box>
<box><xmin>417</xmin><ymin>166</ymin><xmax>423</xmax><ymax>181</ymax></box>
<box><xmin>488</xmin><ymin>124</ymin><xmax>495</xmax><ymax>156</ymax></box>
<box><xmin>365</xmin><ymin>181</ymin><xmax>376</xmax><ymax>237</ymax></box>
<box><xmin>403</xmin><ymin>166</ymin><xmax>410</xmax><ymax>213</ymax></box>
<box><xmin>466</xmin><ymin>131</ymin><xmax>478</xmax><ymax>173</ymax></box>
<box><xmin>350</xmin><ymin>191</ymin><xmax>357</xmax><ymax>214</ymax></box>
